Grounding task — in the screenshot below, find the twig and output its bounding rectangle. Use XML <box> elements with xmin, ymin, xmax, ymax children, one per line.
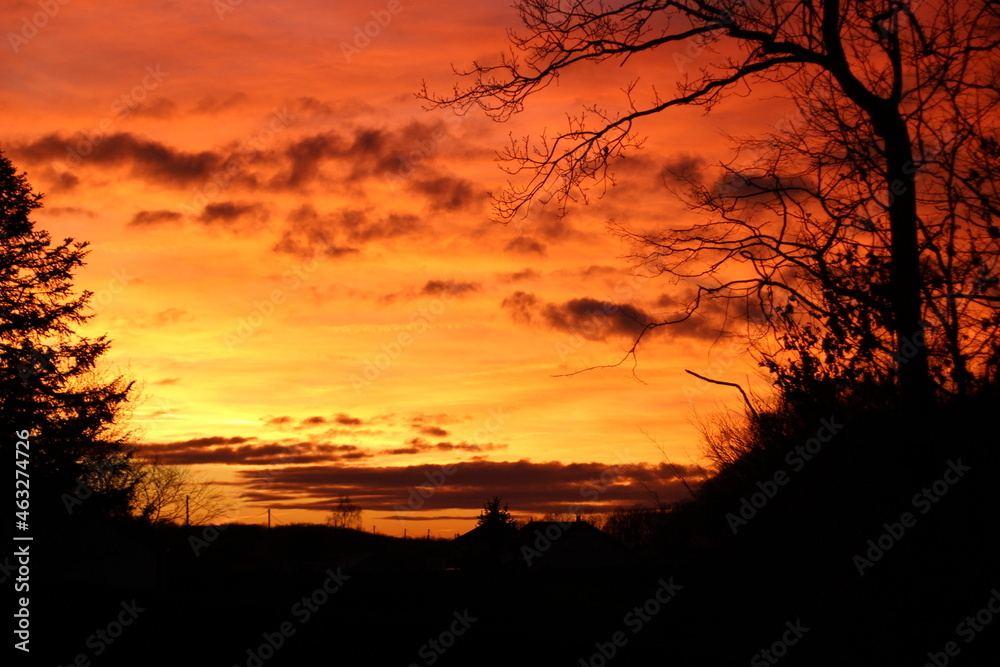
<box><xmin>684</xmin><ymin>369</ymin><xmax>759</xmax><ymax>418</ymax></box>
<box><xmin>639</xmin><ymin>427</ymin><xmax>698</xmax><ymax>500</ymax></box>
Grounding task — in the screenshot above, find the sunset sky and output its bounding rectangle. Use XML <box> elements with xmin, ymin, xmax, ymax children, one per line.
<box><xmin>1</xmin><ymin>0</ymin><xmax>784</xmax><ymax>535</ymax></box>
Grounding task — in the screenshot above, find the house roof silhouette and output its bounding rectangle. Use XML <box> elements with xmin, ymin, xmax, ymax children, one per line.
<box><xmin>518</xmin><ymin>519</ymin><xmax>642</xmax><ymax>570</ymax></box>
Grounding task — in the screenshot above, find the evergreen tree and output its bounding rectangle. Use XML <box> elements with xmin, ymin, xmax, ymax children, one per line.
<box><xmin>476</xmin><ymin>495</ymin><xmax>516</xmax><ymax>528</ymax></box>
<box><xmin>1</xmin><ymin>150</ymin><xmax>136</xmax><ymax>523</ymax></box>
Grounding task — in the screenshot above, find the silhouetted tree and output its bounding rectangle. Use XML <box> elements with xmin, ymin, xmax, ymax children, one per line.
<box><xmin>0</xmin><ymin>150</ymin><xmax>137</xmax><ymax>520</ymax></box>
<box><xmin>422</xmin><ymin>0</ymin><xmax>1000</xmax><ymax>405</ymax></box>
<box><xmin>326</xmin><ymin>494</ymin><xmax>363</xmax><ymax>530</ymax></box>
<box><xmin>129</xmin><ymin>457</ymin><xmax>234</xmax><ymax>525</ymax></box>
<box><xmin>477</xmin><ymin>495</ymin><xmax>517</xmax><ymax>527</ymax></box>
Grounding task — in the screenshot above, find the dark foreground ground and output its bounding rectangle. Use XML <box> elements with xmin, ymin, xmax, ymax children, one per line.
<box><xmin>21</xmin><ymin>505</ymin><xmax>1000</xmax><ymax>667</ymax></box>
<box><xmin>15</xmin><ymin>390</ymin><xmax>1000</xmax><ymax>666</ymax></box>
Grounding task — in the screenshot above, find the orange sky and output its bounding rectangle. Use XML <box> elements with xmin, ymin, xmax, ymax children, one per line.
<box><xmin>1</xmin><ymin>0</ymin><xmax>785</xmax><ymax>535</ymax></box>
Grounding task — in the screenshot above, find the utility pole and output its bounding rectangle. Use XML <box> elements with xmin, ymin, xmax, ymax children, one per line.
<box><xmin>267</xmin><ymin>508</ymin><xmax>271</xmax><ymax>529</ymax></box>
<box><xmin>185</xmin><ymin>495</ymin><xmax>190</xmax><ymax>527</ymax></box>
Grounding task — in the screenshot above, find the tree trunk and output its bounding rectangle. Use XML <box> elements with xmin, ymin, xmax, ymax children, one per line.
<box><xmin>880</xmin><ymin>114</ymin><xmax>933</xmax><ymax>405</ymax></box>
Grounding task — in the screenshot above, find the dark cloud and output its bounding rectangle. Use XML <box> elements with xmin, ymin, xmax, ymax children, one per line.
<box><xmin>578</xmin><ymin>265</ymin><xmax>620</xmax><ymax>279</ymax></box>
<box><xmin>660</xmin><ymin>153</ymin><xmax>706</xmax><ymax>186</ymax></box>
<box><xmin>264</xmin><ymin>413</ymin><xmax>365</xmax><ymax>429</ymax></box>
<box><xmin>387</xmin><ymin>442</ymin><xmax>426</xmax><ymax>456</ymax></box>
<box><xmin>711</xmin><ymin>171</ymin><xmax>806</xmax><ymax>199</ymax></box>
<box><xmin>179</xmin><ymin>436</ymin><xmax>255</xmax><ymax>446</ymax></box>
<box><xmin>500</xmin><ymin>292</ymin><xmax>651</xmax><ymax>340</ymax></box>
<box><xmin>46</xmin><ymin>206</ymin><xmax>94</xmax><ymax>217</ymax></box>
<box><xmin>150</xmin><ymin>308</ymin><xmax>188</xmax><ymax>326</ymax></box>
<box><xmin>387</xmin><ymin>437</ymin><xmax>504</xmax><ymax>456</ymax></box>
<box><xmin>343</xmin><ymin>211</ymin><xmax>423</xmax><ymax>243</ymax></box>
<box><xmin>8</xmin><ymin>133</ymin><xmax>70</xmax><ymax>162</ymax></box>
<box><xmin>418</xmin><ymin>425</ymin><xmax>449</xmax><ymax>437</ymax></box>
<box><xmin>542</xmin><ymin>297</ymin><xmax>651</xmax><ymax>340</ymax></box>
<box><xmin>381</xmin><ymin>278</ymin><xmax>481</xmax><ymax>303</ymax></box>
<box><xmin>407</xmin><ymin>174</ymin><xmax>478</xmax><ymax>211</ymax></box>
<box><xmin>9</xmin><ymin>120</ymin><xmax>466</xmax><ymax>205</ymax></box>
<box><xmin>403</xmin><ymin>412</ymin><xmax>464</xmax><ymax>427</ymax></box>
<box><xmin>272</xmin><ymin>121</ymin><xmax>456</xmax><ymax>189</ymax></box>
<box><xmin>500</xmin><ymin>291</ymin><xmax>541</xmax><ymax>325</ymax></box>
<box><xmin>532</xmin><ymin>213</ymin><xmax>578</xmax><ymax>241</ymax></box>
<box><xmin>52</xmin><ymin>171</ymin><xmax>80</xmax><ymax>191</ymax></box>
<box><xmin>151</xmin><ymin>377</ymin><xmax>180</xmax><ymax>385</ymax></box>
<box><xmin>146</xmin><ymin>437</ymin><xmax>369</xmax><ymax>465</ymax></box>
<box><xmin>231</xmin><ymin>459</ymin><xmax>708</xmax><ymax>514</ymax></box>
<box><xmin>334</xmin><ymin>413</ymin><xmax>364</xmax><ymax>426</ymax></box>
<box><xmin>436</xmin><ymin>441</ymin><xmax>505</xmax><ymax>452</ymax></box>
<box><xmin>420</xmin><ymin>280</ymin><xmax>480</xmax><ymax>297</ymax></box>
<box><xmin>272</xmin><ymin>232</ymin><xmax>358</xmax><ymax>259</ymax></box>
<box><xmin>280</xmin><ymin>132</ymin><xmax>346</xmax><ymax>189</ymax></box>
<box><xmin>497</xmin><ymin>268</ymin><xmax>541</xmax><ymax>282</ymax></box>
<box><xmin>651</xmin><ymin>290</ymin><xmax>744</xmax><ymax>340</ymax></box>
<box><xmin>273</xmin><ymin>204</ymin><xmax>422</xmax><ymax>258</ymax></box>
<box><xmin>131</xmin><ymin>98</ymin><xmax>178</xmax><ymax>119</ymax></box>
<box><xmin>287</xmin><ymin>96</ymin><xmax>374</xmax><ymax>121</ymax></box>
<box><xmin>129</xmin><ymin>209</ymin><xmax>183</xmax><ymax>226</ymax></box>
<box><xmin>193</xmin><ymin>93</ymin><xmax>250</xmax><ymax>115</ymax></box>
<box><xmin>504</xmin><ymin>236</ymin><xmax>547</xmax><ymax>256</ymax></box>
<box><xmin>11</xmin><ymin>131</ymin><xmax>223</xmax><ymax>186</ymax></box>
<box><xmin>197</xmin><ymin>201</ymin><xmax>268</xmax><ymax>229</ymax></box>
<box><xmin>381</xmin><ymin>514</ymin><xmax>477</xmax><ymax>522</ymax></box>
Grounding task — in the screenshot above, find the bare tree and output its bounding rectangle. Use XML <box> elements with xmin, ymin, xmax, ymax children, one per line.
<box><xmin>422</xmin><ymin>0</ymin><xmax>1000</xmax><ymax>404</ymax></box>
<box><xmin>130</xmin><ymin>457</ymin><xmax>234</xmax><ymax>525</ymax></box>
<box><xmin>326</xmin><ymin>495</ymin><xmax>363</xmax><ymax>530</ymax></box>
